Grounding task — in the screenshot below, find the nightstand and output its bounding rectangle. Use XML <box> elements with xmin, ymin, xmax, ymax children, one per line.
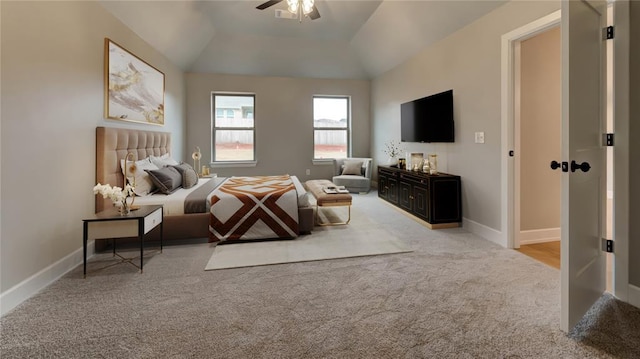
<box><xmin>82</xmin><ymin>205</ymin><xmax>163</xmax><ymax>277</ymax></box>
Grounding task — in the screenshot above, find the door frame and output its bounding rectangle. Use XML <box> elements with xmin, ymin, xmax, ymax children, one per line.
<box><xmin>501</xmin><ymin>2</ymin><xmax>636</xmax><ymax>310</ymax></box>
<box><xmin>501</xmin><ymin>10</ymin><xmax>561</xmax><ymax>249</ymax></box>
<box><xmin>612</xmin><ymin>0</ymin><xmax>634</xmax><ymax>306</ymax></box>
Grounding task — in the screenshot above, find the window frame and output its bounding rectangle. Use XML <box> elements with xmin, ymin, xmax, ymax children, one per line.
<box><xmin>211</xmin><ymin>93</ymin><xmax>257</xmax><ymax>165</ymax></box>
<box><xmin>312</xmin><ymin>95</ymin><xmax>351</xmax><ymax>161</ymax></box>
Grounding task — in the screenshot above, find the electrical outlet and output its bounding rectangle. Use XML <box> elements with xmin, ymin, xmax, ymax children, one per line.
<box><xmin>306</xmin><ymin>169</ymin><xmax>311</xmax><ymax>175</ymax></box>
<box><xmin>475</xmin><ymin>132</ymin><xmax>485</xmax><ymax>144</ymax></box>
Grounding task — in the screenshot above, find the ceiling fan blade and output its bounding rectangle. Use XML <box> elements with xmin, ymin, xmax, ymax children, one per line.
<box><xmin>256</xmin><ymin>0</ymin><xmax>283</xmax><ymax>10</ymax></box>
<box><xmin>308</xmin><ymin>4</ymin><xmax>320</xmax><ymax>20</ymax></box>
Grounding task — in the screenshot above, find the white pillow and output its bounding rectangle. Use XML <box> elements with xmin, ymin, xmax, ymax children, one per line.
<box><xmin>120</xmin><ymin>157</ymin><xmax>159</xmax><ymax>196</ymax></box>
<box><xmin>150</xmin><ymin>153</ymin><xmax>179</xmax><ymax>168</ymax></box>
<box><xmin>341</xmin><ymin>160</ymin><xmax>364</xmax><ymax>176</ymax></box>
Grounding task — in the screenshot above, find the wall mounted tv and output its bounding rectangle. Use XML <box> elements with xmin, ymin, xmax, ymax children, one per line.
<box><xmin>401</xmin><ymin>89</ymin><xmax>454</xmax><ymax>143</ymax></box>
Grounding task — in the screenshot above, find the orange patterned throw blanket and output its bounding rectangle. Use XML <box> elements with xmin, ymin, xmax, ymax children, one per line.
<box><xmin>209</xmin><ymin>175</ymin><xmax>299</xmax><ymax>242</ymax></box>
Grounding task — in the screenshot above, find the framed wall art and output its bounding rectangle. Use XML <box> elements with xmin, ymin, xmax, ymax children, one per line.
<box><xmin>104</xmin><ymin>38</ymin><xmax>165</xmax><ymax>125</ymax></box>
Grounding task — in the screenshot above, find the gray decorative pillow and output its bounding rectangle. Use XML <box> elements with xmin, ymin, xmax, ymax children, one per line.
<box><xmin>342</xmin><ymin>160</ymin><xmax>364</xmax><ymax>176</ymax></box>
<box><xmin>145</xmin><ymin>166</ymin><xmax>182</xmax><ymax>194</ymax></box>
<box><xmin>172</xmin><ymin>163</ymin><xmax>199</xmax><ymax>189</ymax></box>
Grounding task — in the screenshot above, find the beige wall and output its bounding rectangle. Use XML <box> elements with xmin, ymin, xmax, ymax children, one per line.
<box><xmin>186</xmin><ymin>73</ymin><xmax>370</xmax><ymax>180</ymax></box>
<box><xmin>519</xmin><ymin>27</ymin><xmax>561</xmax><ymax>231</ymax></box>
<box><xmin>0</xmin><ymin>1</ymin><xmax>186</xmax><ymax>294</ymax></box>
<box><xmin>371</xmin><ymin>1</ymin><xmax>560</xmax><ymax>231</ymax></box>
<box><xmin>630</xmin><ymin>1</ymin><xmax>640</xmax><ymax>286</ymax></box>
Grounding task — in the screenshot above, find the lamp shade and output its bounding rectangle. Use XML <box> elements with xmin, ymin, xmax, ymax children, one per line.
<box><xmin>192</xmin><ymin>146</ymin><xmax>202</xmax><ymax>175</ymax></box>
<box><xmin>192</xmin><ymin>146</ymin><xmax>201</xmax><ymax>161</ymax></box>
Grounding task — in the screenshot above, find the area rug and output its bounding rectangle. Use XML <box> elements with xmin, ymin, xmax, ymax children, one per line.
<box><xmin>205</xmin><ymin>206</ymin><xmax>412</xmax><ymax>270</ymax></box>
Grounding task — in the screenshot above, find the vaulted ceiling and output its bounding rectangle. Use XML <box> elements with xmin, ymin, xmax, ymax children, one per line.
<box><xmin>99</xmin><ymin>0</ymin><xmax>507</xmax><ymax>80</ymax></box>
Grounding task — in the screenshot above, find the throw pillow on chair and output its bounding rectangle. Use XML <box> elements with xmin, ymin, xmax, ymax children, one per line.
<box><xmin>342</xmin><ymin>160</ymin><xmax>364</xmax><ymax>176</ymax></box>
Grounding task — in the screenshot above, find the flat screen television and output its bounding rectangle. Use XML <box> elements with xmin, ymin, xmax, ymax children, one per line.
<box><xmin>401</xmin><ymin>89</ymin><xmax>454</xmax><ymax>143</ymax></box>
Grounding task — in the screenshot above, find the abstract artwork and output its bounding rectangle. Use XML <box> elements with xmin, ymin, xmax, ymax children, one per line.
<box><xmin>104</xmin><ymin>38</ymin><xmax>164</xmax><ymax>125</ymax></box>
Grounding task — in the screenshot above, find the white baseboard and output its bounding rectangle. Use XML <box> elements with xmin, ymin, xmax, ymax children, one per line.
<box><xmin>462</xmin><ymin>218</ymin><xmax>504</xmax><ymax>247</ymax></box>
<box><xmin>629</xmin><ymin>284</ymin><xmax>640</xmax><ymax>310</ymax></box>
<box><xmin>0</xmin><ymin>241</ymin><xmax>94</xmax><ymax>317</ymax></box>
<box><xmin>519</xmin><ymin>228</ymin><xmax>561</xmax><ymax>245</ymax></box>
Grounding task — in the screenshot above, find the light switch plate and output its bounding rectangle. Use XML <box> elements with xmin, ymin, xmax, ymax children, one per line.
<box><xmin>475</xmin><ymin>132</ymin><xmax>485</xmax><ymax>144</ymax></box>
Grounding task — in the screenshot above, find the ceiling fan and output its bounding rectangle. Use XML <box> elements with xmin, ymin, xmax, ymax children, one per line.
<box><xmin>256</xmin><ymin>0</ymin><xmax>321</xmax><ymax>22</ymax></box>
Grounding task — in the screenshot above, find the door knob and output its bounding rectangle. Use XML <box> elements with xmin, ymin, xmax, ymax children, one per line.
<box><xmin>571</xmin><ymin>160</ymin><xmax>591</xmax><ymax>173</ymax></box>
<box><xmin>550</xmin><ymin>161</ymin><xmax>569</xmax><ymax>172</ymax></box>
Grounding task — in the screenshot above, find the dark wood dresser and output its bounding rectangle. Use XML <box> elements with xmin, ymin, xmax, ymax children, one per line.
<box><xmin>378</xmin><ymin>165</ymin><xmax>462</xmax><ymax>229</ymax></box>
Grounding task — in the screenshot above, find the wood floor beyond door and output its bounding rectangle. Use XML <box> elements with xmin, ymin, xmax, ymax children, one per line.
<box><xmin>517</xmin><ymin>242</ymin><xmax>560</xmax><ymax>269</ymax></box>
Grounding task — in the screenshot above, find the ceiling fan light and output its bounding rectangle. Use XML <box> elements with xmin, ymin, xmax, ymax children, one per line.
<box><xmin>302</xmin><ymin>0</ymin><xmax>314</xmax><ymax>14</ymax></box>
<box><xmin>287</xmin><ymin>0</ymin><xmax>299</xmax><ymax>14</ymax></box>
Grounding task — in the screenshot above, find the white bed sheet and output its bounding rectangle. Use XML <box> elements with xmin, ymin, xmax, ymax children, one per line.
<box><xmin>133</xmin><ymin>176</ymin><xmax>309</xmax><ymax>216</ymax></box>
<box><xmin>291</xmin><ymin>176</ymin><xmax>310</xmax><ymax>207</ymax></box>
<box><xmin>133</xmin><ymin>178</ymin><xmax>213</xmax><ymax>215</ymax></box>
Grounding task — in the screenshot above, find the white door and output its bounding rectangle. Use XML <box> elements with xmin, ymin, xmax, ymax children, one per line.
<box><xmin>560</xmin><ymin>0</ymin><xmax>608</xmax><ymax>332</ymax></box>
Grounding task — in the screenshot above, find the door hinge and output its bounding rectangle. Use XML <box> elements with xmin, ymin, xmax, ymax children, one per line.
<box><xmin>602</xmin><ymin>238</ymin><xmax>614</xmax><ymax>253</ymax></box>
<box><xmin>604</xmin><ymin>133</ymin><xmax>614</xmax><ymax>146</ymax></box>
<box><xmin>604</xmin><ymin>26</ymin><xmax>615</xmax><ymax>40</ymax></box>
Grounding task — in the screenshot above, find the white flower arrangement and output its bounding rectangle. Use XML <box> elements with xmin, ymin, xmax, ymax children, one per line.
<box><xmin>383</xmin><ymin>140</ymin><xmax>404</xmax><ymax>158</ymax></box>
<box><xmin>93</xmin><ymin>183</ymin><xmax>135</xmax><ymax>211</ymax></box>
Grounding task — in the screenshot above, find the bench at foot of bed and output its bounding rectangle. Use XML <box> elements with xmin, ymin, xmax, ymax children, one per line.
<box><xmin>305</xmin><ymin>179</ymin><xmax>352</xmax><ymax>226</ymax></box>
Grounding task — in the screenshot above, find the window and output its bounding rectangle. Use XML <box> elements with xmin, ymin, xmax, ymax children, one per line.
<box><xmin>313</xmin><ymin>96</ymin><xmax>350</xmax><ymax>159</ymax></box>
<box><xmin>212</xmin><ymin>94</ymin><xmax>255</xmax><ymax>162</ymax></box>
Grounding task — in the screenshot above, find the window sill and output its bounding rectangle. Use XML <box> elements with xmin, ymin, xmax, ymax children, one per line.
<box><xmin>210</xmin><ymin>161</ymin><xmax>258</xmax><ymax>168</ymax></box>
<box><xmin>312</xmin><ymin>159</ymin><xmax>334</xmax><ymax>166</ymax></box>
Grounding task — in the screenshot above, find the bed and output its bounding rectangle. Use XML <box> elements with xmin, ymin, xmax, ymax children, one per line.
<box><xmin>95</xmin><ymin>127</ymin><xmax>314</xmax><ymax>244</ymax></box>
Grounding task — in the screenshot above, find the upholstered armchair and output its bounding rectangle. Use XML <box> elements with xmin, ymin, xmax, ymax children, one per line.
<box><xmin>332</xmin><ymin>157</ymin><xmax>372</xmax><ymax>193</ymax></box>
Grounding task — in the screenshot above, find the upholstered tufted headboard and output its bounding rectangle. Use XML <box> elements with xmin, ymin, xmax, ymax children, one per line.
<box><xmin>95</xmin><ymin>126</ymin><xmax>171</xmax><ymax>212</ymax></box>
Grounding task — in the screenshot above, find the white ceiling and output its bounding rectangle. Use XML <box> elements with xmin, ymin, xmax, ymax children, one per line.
<box><xmin>99</xmin><ymin>0</ymin><xmax>507</xmax><ymax>79</ymax></box>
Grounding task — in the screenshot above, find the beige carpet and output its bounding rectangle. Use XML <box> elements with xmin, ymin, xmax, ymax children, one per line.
<box><xmin>205</xmin><ymin>228</ymin><xmax>411</xmax><ymax>270</ymax></box>
<box><xmin>2</xmin><ymin>192</ymin><xmax>639</xmax><ymax>358</ymax></box>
